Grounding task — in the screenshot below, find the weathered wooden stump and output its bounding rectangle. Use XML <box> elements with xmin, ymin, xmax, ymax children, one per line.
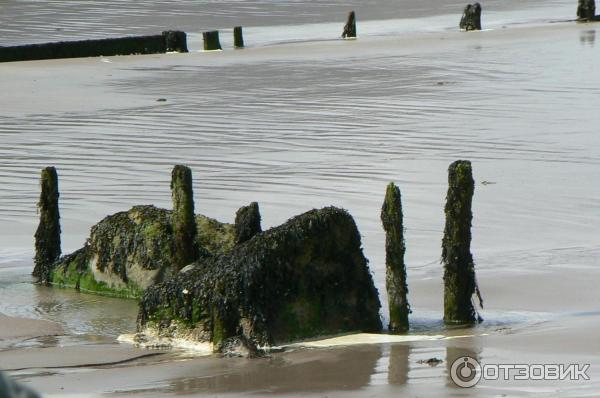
<box><xmin>234</xmin><ymin>202</ymin><xmax>262</xmax><ymax>244</ymax></box>
<box><xmin>381</xmin><ymin>182</ymin><xmax>410</xmax><ymax>333</ymax></box>
<box><xmin>459</xmin><ymin>3</ymin><xmax>482</xmax><ymax>31</ymax></box>
<box><xmin>163</xmin><ymin>30</ymin><xmax>188</xmax><ymax>53</ymax></box>
<box><xmin>442</xmin><ymin>160</ymin><xmax>482</xmax><ymax>324</ymax></box>
<box><xmin>234</xmin><ymin>26</ymin><xmax>245</xmax><ymax>48</ymax></box>
<box><xmin>33</xmin><ymin>167</ymin><xmax>61</xmax><ymax>284</ymax></box>
<box><xmin>171</xmin><ymin>165</ymin><xmax>198</xmax><ymax>270</ymax></box>
<box><xmin>203</xmin><ymin>31</ymin><xmax>222</xmax><ymax>51</ymax></box>
<box><xmin>342</xmin><ymin>11</ymin><xmax>357</xmax><ymax>38</ymax></box>
<box><xmin>577</xmin><ymin>0</ymin><xmax>596</xmax><ymax>20</ymax></box>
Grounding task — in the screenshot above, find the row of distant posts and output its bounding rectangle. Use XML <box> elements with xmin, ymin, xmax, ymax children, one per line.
<box><xmin>202</xmin><ymin>27</ymin><xmax>244</xmax><ymax>50</ymax></box>
<box><xmin>203</xmin><ymin>6</ymin><xmax>485</xmax><ymax>51</ymax></box>
<box><xmin>203</xmin><ymin>14</ymin><xmax>357</xmax><ymax>51</ymax></box>
<box><xmin>204</xmin><ymin>0</ymin><xmax>600</xmax><ymax>50</ymax></box>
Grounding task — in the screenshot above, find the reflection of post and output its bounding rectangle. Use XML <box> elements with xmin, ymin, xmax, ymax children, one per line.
<box><xmin>446</xmin><ymin>345</ymin><xmax>481</xmax><ymax>388</ymax></box>
<box><xmin>388</xmin><ymin>344</ymin><xmax>410</xmax><ymax>385</ymax></box>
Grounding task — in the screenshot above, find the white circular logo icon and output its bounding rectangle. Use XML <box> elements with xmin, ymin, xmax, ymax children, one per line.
<box><xmin>450</xmin><ymin>356</ymin><xmax>482</xmax><ymax>388</ymax></box>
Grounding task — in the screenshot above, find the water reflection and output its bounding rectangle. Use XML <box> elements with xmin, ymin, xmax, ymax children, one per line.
<box><xmin>446</xmin><ymin>342</ymin><xmax>482</xmax><ymax>388</ymax></box>
<box><xmin>388</xmin><ymin>344</ymin><xmax>410</xmax><ymax>385</ymax></box>
<box><xmin>167</xmin><ymin>345</ymin><xmax>382</xmax><ymax>394</ymax></box>
<box><xmin>580</xmin><ymin>29</ymin><xmax>596</xmax><ymax>46</ymax></box>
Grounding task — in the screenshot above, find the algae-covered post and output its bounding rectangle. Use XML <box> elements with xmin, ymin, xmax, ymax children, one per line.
<box><xmin>577</xmin><ymin>0</ymin><xmax>596</xmax><ymax>20</ymax></box>
<box><xmin>163</xmin><ymin>30</ymin><xmax>189</xmax><ymax>53</ymax></box>
<box><xmin>203</xmin><ymin>31</ymin><xmax>222</xmax><ymax>51</ymax></box>
<box><xmin>234</xmin><ymin>202</ymin><xmax>262</xmax><ymax>244</ymax></box>
<box><xmin>234</xmin><ymin>26</ymin><xmax>244</xmax><ymax>48</ymax></box>
<box><xmin>459</xmin><ymin>3</ymin><xmax>482</xmax><ymax>31</ymax></box>
<box><xmin>442</xmin><ymin>160</ymin><xmax>483</xmax><ymax>324</ymax></box>
<box><xmin>33</xmin><ymin>167</ymin><xmax>61</xmax><ymax>284</ymax></box>
<box><xmin>381</xmin><ymin>182</ymin><xmax>410</xmax><ymax>333</ymax></box>
<box><xmin>342</xmin><ymin>11</ymin><xmax>357</xmax><ymax>38</ymax></box>
<box><xmin>171</xmin><ymin>165</ymin><xmax>198</xmax><ymax>270</ymax></box>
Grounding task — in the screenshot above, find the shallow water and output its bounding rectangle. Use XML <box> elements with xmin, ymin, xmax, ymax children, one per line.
<box><xmin>0</xmin><ymin>0</ymin><xmax>598</xmax><ymax>343</ymax></box>
<box><xmin>0</xmin><ymin>0</ymin><xmax>572</xmax><ymax>47</ymax></box>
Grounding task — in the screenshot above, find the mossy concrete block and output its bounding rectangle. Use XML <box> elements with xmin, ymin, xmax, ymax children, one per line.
<box><xmin>33</xmin><ymin>167</ymin><xmax>61</xmax><ymax>284</ymax></box>
<box><xmin>459</xmin><ymin>3</ymin><xmax>482</xmax><ymax>31</ymax></box>
<box><xmin>442</xmin><ymin>160</ymin><xmax>482</xmax><ymax>324</ymax></box>
<box><xmin>137</xmin><ymin>207</ymin><xmax>382</xmax><ymax>354</ymax></box>
<box><xmin>381</xmin><ymin>182</ymin><xmax>410</xmax><ymax>333</ymax></box>
<box><xmin>50</xmin><ymin>205</ymin><xmax>235</xmax><ymax>299</ymax></box>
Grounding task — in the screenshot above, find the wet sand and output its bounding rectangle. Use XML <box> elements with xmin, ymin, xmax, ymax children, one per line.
<box><xmin>1</xmin><ymin>10</ymin><xmax>600</xmax><ymax>398</ymax></box>
<box><xmin>9</xmin><ymin>255</ymin><xmax>599</xmax><ymax>397</ymax></box>
<box><xmin>0</xmin><ymin>314</ymin><xmax>63</xmax><ymax>343</ymax></box>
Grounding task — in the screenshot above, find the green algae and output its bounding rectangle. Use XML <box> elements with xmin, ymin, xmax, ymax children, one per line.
<box><xmin>33</xmin><ymin>167</ymin><xmax>61</xmax><ymax>283</ymax></box>
<box><xmin>51</xmin><ymin>205</ymin><xmax>235</xmax><ymax>299</ymax></box>
<box><xmin>50</xmin><ymin>248</ymin><xmax>144</xmax><ymax>299</ymax></box>
<box><xmin>138</xmin><ymin>207</ymin><xmax>382</xmax><ymax>352</ymax></box>
<box><xmin>196</xmin><ymin>214</ymin><xmax>235</xmax><ymax>255</ymax></box>
<box><xmin>381</xmin><ymin>182</ymin><xmax>410</xmax><ymax>333</ymax></box>
<box><xmin>442</xmin><ymin>160</ymin><xmax>483</xmax><ymax>324</ymax></box>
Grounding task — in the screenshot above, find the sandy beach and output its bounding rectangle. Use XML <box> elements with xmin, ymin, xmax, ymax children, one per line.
<box><xmin>1</xmin><ymin>0</ymin><xmax>600</xmax><ymax>395</ymax></box>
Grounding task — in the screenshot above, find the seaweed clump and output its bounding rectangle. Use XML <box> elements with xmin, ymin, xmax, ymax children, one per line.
<box><xmin>137</xmin><ymin>207</ymin><xmax>382</xmax><ymax>354</ymax></box>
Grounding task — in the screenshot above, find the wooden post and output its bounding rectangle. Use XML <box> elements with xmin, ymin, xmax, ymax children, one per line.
<box><xmin>459</xmin><ymin>3</ymin><xmax>482</xmax><ymax>31</ymax></box>
<box><xmin>171</xmin><ymin>165</ymin><xmax>198</xmax><ymax>270</ymax></box>
<box><xmin>381</xmin><ymin>182</ymin><xmax>410</xmax><ymax>332</ymax></box>
<box><xmin>442</xmin><ymin>160</ymin><xmax>483</xmax><ymax>324</ymax></box>
<box><xmin>577</xmin><ymin>0</ymin><xmax>596</xmax><ymax>20</ymax></box>
<box><xmin>33</xmin><ymin>167</ymin><xmax>61</xmax><ymax>283</ymax></box>
<box><xmin>234</xmin><ymin>26</ymin><xmax>245</xmax><ymax>48</ymax></box>
<box><xmin>342</xmin><ymin>11</ymin><xmax>357</xmax><ymax>38</ymax></box>
<box><xmin>234</xmin><ymin>202</ymin><xmax>262</xmax><ymax>244</ymax></box>
<box><xmin>163</xmin><ymin>30</ymin><xmax>188</xmax><ymax>53</ymax></box>
<box><xmin>203</xmin><ymin>31</ymin><xmax>222</xmax><ymax>51</ymax></box>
